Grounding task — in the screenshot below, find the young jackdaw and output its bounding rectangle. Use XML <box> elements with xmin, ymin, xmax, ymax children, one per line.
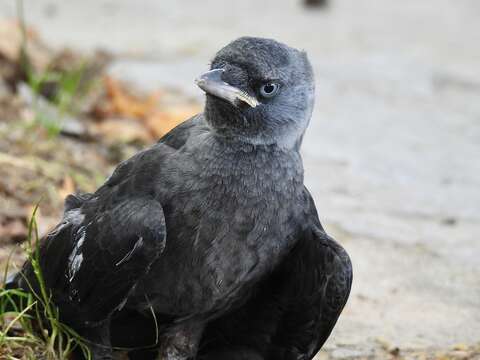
<box><xmin>11</xmin><ymin>37</ymin><xmax>352</xmax><ymax>360</ymax></box>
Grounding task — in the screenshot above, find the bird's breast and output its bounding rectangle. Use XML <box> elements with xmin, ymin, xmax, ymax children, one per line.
<box><xmin>144</xmin><ymin>198</ymin><xmax>301</xmax><ymax>317</ymax></box>
<box><xmin>141</xmin><ymin>146</ymin><xmax>305</xmax><ymax>316</ymax></box>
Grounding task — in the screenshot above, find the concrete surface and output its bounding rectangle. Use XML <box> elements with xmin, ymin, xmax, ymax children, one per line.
<box><xmin>1</xmin><ymin>0</ymin><xmax>479</xmax><ymax>357</ymax></box>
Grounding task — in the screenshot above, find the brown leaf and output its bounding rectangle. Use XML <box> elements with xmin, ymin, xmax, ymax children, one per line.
<box><xmin>98</xmin><ymin>76</ymin><xmax>161</xmax><ymax>120</ymax></box>
<box><xmin>145</xmin><ymin>105</ymin><xmax>201</xmax><ymax>138</ymax></box>
<box><xmin>92</xmin><ymin>118</ymin><xmax>153</xmax><ymax>144</ymax></box>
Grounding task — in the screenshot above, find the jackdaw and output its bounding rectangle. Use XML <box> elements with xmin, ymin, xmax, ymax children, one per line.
<box><xmin>10</xmin><ymin>37</ymin><xmax>352</xmax><ymax>360</ymax></box>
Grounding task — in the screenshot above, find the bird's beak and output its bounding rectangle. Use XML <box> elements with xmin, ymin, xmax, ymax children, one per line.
<box><xmin>195</xmin><ymin>69</ymin><xmax>259</xmax><ymax>108</ymax></box>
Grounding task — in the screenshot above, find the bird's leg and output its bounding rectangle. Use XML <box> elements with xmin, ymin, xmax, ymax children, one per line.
<box><xmin>156</xmin><ymin>321</ymin><xmax>205</xmax><ymax>360</ymax></box>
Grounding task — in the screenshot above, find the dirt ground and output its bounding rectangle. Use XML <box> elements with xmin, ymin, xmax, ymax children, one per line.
<box><xmin>1</xmin><ymin>0</ymin><xmax>479</xmax><ymax>359</ymax></box>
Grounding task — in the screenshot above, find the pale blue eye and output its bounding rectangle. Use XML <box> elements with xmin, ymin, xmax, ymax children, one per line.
<box><xmin>260</xmin><ymin>83</ymin><xmax>279</xmax><ymax>98</ymax></box>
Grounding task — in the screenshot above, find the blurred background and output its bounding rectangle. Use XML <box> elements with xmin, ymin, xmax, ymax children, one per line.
<box><xmin>0</xmin><ymin>0</ymin><xmax>479</xmax><ymax>359</ymax></box>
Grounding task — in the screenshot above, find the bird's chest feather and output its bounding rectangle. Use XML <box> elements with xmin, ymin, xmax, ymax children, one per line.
<box><xmin>183</xmin><ymin>143</ymin><xmax>304</xmax><ymax>252</ymax></box>
<box><xmin>148</xmin><ymin>143</ymin><xmax>304</xmax><ymax>315</ymax></box>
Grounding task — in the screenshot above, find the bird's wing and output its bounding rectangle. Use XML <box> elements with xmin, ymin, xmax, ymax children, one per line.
<box><xmin>158</xmin><ymin>114</ymin><xmax>209</xmax><ymax>150</ymax></box>
<box><xmin>302</xmin><ymin>185</ymin><xmax>324</xmax><ymax>231</ymax></box>
<box><xmin>20</xmin><ymin>194</ymin><xmax>166</xmax><ymax>328</ymax></box>
<box><xmin>16</xmin><ymin>114</ymin><xmax>208</xmax><ymax>327</ymax></box>
<box><xmin>198</xmin><ymin>188</ymin><xmax>352</xmax><ymax>360</ymax></box>
<box><xmin>15</xmin><ymin>114</ymin><xmax>210</xmax><ymax>327</ymax></box>
<box><xmin>268</xmin><ymin>190</ymin><xmax>352</xmax><ymax>358</ymax></box>
<box><xmin>93</xmin><ymin>113</ymin><xmax>205</xmax><ymax>191</ymax></box>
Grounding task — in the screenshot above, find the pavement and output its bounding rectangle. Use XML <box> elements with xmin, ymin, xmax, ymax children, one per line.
<box><xmin>1</xmin><ymin>0</ymin><xmax>479</xmax><ymax>358</ymax></box>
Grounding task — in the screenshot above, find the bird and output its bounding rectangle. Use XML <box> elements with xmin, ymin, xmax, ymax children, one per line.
<box><xmin>9</xmin><ymin>37</ymin><xmax>352</xmax><ymax>360</ymax></box>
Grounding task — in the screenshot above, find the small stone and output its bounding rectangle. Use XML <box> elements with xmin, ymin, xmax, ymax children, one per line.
<box><xmin>61</xmin><ymin>118</ymin><xmax>89</xmax><ymax>139</ymax></box>
<box><xmin>441</xmin><ymin>217</ymin><xmax>457</xmax><ymax>226</ymax></box>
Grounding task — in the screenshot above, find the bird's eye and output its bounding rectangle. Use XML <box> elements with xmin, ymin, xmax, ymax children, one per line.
<box><xmin>259</xmin><ymin>83</ymin><xmax>280</xmax><ymax>98</ymax></box>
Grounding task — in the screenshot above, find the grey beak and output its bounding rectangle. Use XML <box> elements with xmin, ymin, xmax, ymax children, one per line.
<box><xmin>195</xmin><ymin>69</ymin><xmax>259</xmax><ymax>108</ymax></box>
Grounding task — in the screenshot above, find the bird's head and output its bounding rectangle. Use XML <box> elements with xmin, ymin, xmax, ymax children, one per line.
<box><xmin>196</xmin><ymin>37</ymin><xmax>315</xmax><ymax>149</ymax></box>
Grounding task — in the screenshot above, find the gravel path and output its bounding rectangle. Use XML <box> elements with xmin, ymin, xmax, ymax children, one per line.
<box><xmin>2</xmin><ymin>0</ymin><xmax>479</xmax><ymax>357</ymax></box>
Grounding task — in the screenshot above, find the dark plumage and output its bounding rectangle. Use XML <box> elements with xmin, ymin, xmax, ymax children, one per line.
<box><xmin>10</xmin><ymin>37</ymin><xmax>352</xmax><ymax>360</ymax></box>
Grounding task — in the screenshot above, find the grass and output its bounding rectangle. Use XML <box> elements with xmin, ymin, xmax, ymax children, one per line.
<box><xmin>26</xmin><ymin>63</ymin><xmax>87</xmax><ymax>138</ymax></box>
<box><xmin>0</xmin><ymin>205</ymin><xmax>91</xmax><ymax>360</ymax></box>
<box><xmin>16</xmin><ymin>0</ymin><xmax>90</xmax><ymax>138</ymax></box>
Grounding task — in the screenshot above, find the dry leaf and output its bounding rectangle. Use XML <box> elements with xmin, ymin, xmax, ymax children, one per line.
<box><xmin>92</xmin><ymin>118</ymin><xmax>153</xmax><ymax>143</ymax></box>
<box><xmin>91</xmin><ymin>76</ymin><xmax>201</xmax><ymax>141</ymax></box>
<box><xmin>145</xmin><ymin>105</ymin><xmax>200</xmax><ymax>138</ymax></box>
<box><xmin>99</xmin><ymin>76</ymin><xmax>161</xmax><ymax>119</ymax></box>
<box><xmin>452</xmin><ymin>344</ymin><xmax>469</xmax><ymax>352</ymax></box>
